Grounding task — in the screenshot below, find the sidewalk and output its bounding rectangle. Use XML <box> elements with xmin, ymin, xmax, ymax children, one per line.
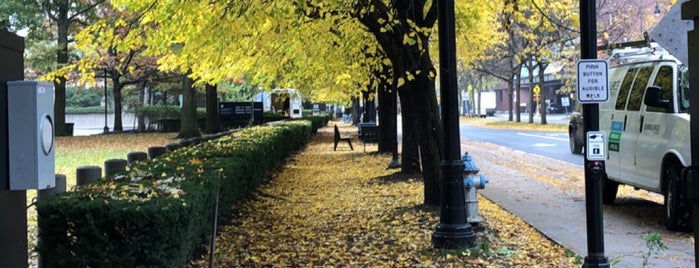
<box><xmin>461</xmin><ymin>138</ymin><xmax>694</xmax><ymax>267</ymax></box>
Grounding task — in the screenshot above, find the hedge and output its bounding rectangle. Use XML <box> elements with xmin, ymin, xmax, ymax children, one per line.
<box><xmin>36</xmin><ymin>120</ymin><xmax>316</xmax><ymax>267</ymax></box>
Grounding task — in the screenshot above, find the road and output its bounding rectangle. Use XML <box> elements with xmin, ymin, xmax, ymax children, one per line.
<box><xmin>458</xmin><ymin>120</ymin><xmax>694</xmax><ymax>267</ymax></box>
<box><xmin>459</xmin><ymin>124</ymin><xmax>582</xmax><ymax>166</ymax></box>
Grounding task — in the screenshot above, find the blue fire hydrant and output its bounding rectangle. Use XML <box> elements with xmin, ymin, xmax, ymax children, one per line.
<box><xmin>462</xmin><ymin>152</ymin><xmax>488</xmax><ymax>224</ymax></box>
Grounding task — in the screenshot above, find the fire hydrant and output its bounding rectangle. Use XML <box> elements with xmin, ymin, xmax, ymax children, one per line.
<box><xmin>462</xmin><ymin>152</ymin><xmax>488</xmax><ymax>224</ymax></box>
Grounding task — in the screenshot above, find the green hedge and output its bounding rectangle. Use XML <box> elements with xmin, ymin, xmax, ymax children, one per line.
<box><xmin>36</xmin><ymin>120</ymin><xmax>314</xmax><ymax>267</ymax></box>
<box><xmin>66</xmin><ymin>106</ymin><xmax>114</xmax><ymax>114</ymax></box>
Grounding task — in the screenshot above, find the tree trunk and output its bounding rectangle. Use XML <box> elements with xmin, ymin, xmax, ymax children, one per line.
<box><xmin>113</xmin><ymin>80</ymin><xmax>124</xmax><ymax>132</ymax></box>
<box><xmin>515</xmin><ymin>66</ymin><xmax>523</xmax><ymax>122</ymax></box>
<box><xmin>397</xmin><ymin>87</ymin><xmax>421</xmax><ymax>174</ymax></box>
<box><xmin>538</xmin><ymin>60</ymin><xmax>548</xmax><ymax>125</ymax></box>
<box><xmin>351</xmin><ymin>97</ymin><xmax>360</xmax><ymax>125</ymax></box>
<box><xmin>377</xmin><ymin>83</ymin><xmax>393</xmax><ymax>153</ymax></box>
<box><xmin>53</xmin><ymin>4</ymin><xmax>69</xmax><ymax>136</ymax></box>
<box><xmin>526</xmin><ymin>61</ymin><xmax>536</xmax><ymax>124</ymax></box>
<box><xmin>205</xmin><ymin>83</ymin><xmax>221</xmax><ymax>133</ymax></box>
<box><xmin>178</xmin><ymin>75</ymin><xmax>201</xmax><ymax>138</ymax></box>
<box><xmin>410</xmin><ymin>73</ymin><xmax>443</xmax><ymax>206</ymax></box>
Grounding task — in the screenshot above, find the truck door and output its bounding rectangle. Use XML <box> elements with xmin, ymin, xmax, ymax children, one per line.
<box><xmin>617</xmin><ymin>64</ymin><xmax>654</xmax><ymax>186</ymax></box>
<box><xmin>634</xmin><ymin>64</ymin><xmax>675</xmax><ymax>191</ymax></box>
<box><xmin>606</xmin><ymin>66</ymin><xmax>639</xmax><ymax>182</ymax></box>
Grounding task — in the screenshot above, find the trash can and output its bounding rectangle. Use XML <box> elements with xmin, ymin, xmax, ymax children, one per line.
<box><xmin>65</xmin><ymin>123</ymin><xmax>74</xmax><ymax>136</ymax></box>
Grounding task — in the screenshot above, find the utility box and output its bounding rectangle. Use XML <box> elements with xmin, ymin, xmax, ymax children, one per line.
<box><xmin>7</xmin><ymin>81</ymin><xmax>55</xmax><ymax>190</ymax></box>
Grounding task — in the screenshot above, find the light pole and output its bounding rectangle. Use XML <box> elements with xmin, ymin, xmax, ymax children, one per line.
<box><xmin>103</xmin><ymin>70</ymin><xmax>109</xmax><ymax>134</ymax></box>
<box><xmin>431</xmin><ymin>0</ymin><xmax>476</xmax><ymax>249</ymax></box>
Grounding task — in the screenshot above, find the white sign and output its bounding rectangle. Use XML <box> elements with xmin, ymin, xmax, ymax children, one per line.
<box><xmin>561</xmin><ymin>97</ymin><xmax>570</xmax><ymax>107</ymax></box>
<box><xmin>586</xmin><ymin>131</ymin><xmax>606</xmax><ymax>161</ymax></box>
<box><xmin>577</xmin><ymin>60</ymin><xmax>609</xmax><ymax>103</ymax></box>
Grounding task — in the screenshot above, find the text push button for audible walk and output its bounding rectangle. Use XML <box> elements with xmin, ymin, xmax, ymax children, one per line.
<box><xmin>586</xmin><ymin>131</ymin><xmax>606</xmax><ymax>161</ymax></box>
<box><xmin>7</xmin><ymin>81</ymin><xmax>55</xmax><ymax>190</ymax></box>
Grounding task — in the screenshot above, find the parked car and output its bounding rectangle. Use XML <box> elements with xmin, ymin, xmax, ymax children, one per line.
<box><xmin>568</xmin><ymin>111</ymin><xmax>584</xmax><ymax>155</ymax></box>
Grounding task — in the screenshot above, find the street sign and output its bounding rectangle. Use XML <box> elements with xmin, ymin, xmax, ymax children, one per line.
<box><xmin>586</xmin><ymin>131</ymin><xmax>607</xmax><ymax>161</ymax></box>
<box><xmin>577</xmin><ymin>60</ymin><xmax>609</xmax><ymax>103</ymax></box>
<box><xmin>561</xmin><ymin>97</ymin><xmax>570</xmax><ymax>107</ymax></box>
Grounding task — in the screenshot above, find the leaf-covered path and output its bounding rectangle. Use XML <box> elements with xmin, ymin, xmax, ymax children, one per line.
<box><xmin>195</xmin><ymin>124</ymin><xmax>578</xmax><ymax>267</ymax></box>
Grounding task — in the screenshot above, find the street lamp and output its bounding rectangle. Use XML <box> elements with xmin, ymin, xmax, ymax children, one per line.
<box><xmin>103</xmin><ymin>69</ymin><xmax>109</xmax><ymax>134</ymax></box>
<box><xmin>431</xmin><ymin>0</ymin><xmax>476</xmax><ymax>249</ymax></box>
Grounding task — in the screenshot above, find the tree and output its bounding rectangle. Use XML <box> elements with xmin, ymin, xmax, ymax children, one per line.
<box><xmin>102</xmin><ymin>0</ymin><xmax>499</xmax><ymax>205</ymax></box>
<box><xmin>24</xmin><ymin>0</ymin><xmax>105</xmax><ymax>136</ymax></box>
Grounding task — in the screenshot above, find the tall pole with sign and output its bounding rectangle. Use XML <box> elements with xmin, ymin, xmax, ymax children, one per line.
<box><xmin>579</xmin><ymin>0</ymin><xmax>610</xmax><ymax>267</ymax></box>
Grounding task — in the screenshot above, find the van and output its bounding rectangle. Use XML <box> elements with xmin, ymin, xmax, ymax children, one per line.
<box><xmin>584</xmin><ymin>41</ymin><xmax>692</xmax><ymax>231</ymax></box>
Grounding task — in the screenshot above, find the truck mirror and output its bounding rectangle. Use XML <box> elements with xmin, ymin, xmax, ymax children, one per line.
<box><xmin>643</xmin><ymin>86</ymin><xmax>671</xmax><ymax>109</ymax></box>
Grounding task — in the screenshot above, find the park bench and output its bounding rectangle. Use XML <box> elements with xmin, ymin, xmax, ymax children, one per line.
<box><xmin>333</xmin><ymin>125</ymin><xmax>354</xmax><ymax>151</ymax></box>
<box><xmin>357</xmin><ymin>123</ymin><xmax>379</xmax><ymax>152</ymax></box>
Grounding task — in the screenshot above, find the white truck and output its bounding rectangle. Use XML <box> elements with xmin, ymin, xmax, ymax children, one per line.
<box><xmin>596</xmin><ymin>41</ymin><xmax>692</xmax><ymax>231</ymax></box>
<box><xmin>255</xmin><ymin>89</ymin><xmax>303</xmax><ymax>119</ymax></box>
<box><xmin>475</xmin><ymin>91</ymin><xmax>496</xmax><ymax>117</ymax></box>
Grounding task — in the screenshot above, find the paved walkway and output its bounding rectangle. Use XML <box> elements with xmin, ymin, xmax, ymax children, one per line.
<box><xmin>461</xmin><ymin>139</ymin><xmax>694</xmax><ymax>267</ymax></box>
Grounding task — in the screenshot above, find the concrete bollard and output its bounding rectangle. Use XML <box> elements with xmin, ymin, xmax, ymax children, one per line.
<box><xmin>37</xmin><ymin>174</ymin><xmax>67</xmax><ymax>200</ymax></box>
<box><xmin>148</xmin><ymin>146</ymin><xmax>167</xmax><ymax>159</ymax></box>
<box><xmin>165</xmin><ymin>143</ymin><xmax>181</xmax><ymax>152</ymax></box>
<box><xmin>104</xmin><ymin>159</ymin><xmax>128</xmax><ymax>178</ymax></box>
<box><xmin>127</xmin><ymin>151</ymin><xmax>148</xmax><ymax>164</ymax></box>
<box><xmin>190</xmin><ymin>137</ymin><xmax>203</xmax><ymax>145</ymax></box>
<box><xmin>179</xmin><ymin>139</ymin><xmax>192</xmax><ymax>147</ymax></box>
<box><xmin>76</xmin><ymin>166</ymin><xmax>102</xmax><ymax>186</ymax></box>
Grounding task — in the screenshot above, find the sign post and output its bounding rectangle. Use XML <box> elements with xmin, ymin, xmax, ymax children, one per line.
<box><xmin>580</xmin><ymin>0</ymin><xmax>610</xmax><ymax>267</ymax></box>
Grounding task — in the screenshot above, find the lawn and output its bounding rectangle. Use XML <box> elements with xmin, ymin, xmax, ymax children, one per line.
<box><xmin>54</xmin><ymin>132</ymin><xmax>177</xmax><ymax>187</ymax></box>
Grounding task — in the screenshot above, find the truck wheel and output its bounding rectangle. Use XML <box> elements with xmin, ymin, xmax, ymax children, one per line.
<box><xmin>602</xmin><ymin>174</ymin><xmax>618</xmax><ymax>205</ymax></box>
<box><xmin>569</xmin><ymin>130</ymin><xmax>582</xmax><ymax>155</ymax></box>
<box><xmin>664</xmin><ymin>162</ymin><xmax>692</xmax><ymax>232</ymax></box>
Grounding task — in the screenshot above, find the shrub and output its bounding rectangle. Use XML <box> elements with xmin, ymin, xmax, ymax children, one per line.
<box><xmin>37</xmin><ymin>120</ymin><xmax>313</xmax><ymax>267</ymax></box>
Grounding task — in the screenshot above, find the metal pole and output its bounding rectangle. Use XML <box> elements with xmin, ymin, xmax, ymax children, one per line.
<box><xmin>431</xmin><ymin>0</ymin><xmax>476</xmax><ymax>249</ymax></box>
<box><xmin>680</xmin><ymin>2</ymin><xmax>699</xmax><ymax>266</ymax></box>
<box><xmin>103</xmin><ymin>70</ymin><xmax>109</xmax><ymax>133</ymax></box>
<box><xmin>580</xmin><ymin>0</ymin><xmax>609</xmax><ymax>267</ymax></box>
<box><xmin>0</xmin><ymin>29</ymin><xmax>28</xmax><ymax>268</ymax></box>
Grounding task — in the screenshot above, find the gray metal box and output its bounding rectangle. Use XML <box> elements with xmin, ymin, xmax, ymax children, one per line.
<box><xmin>7</xmin><ymin>81</ymin><xmax>55</xmax><ymax>190</ymax></box>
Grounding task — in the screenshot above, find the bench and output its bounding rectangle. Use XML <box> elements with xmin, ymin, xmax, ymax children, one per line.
<box><xmin>333</xmin><ymin>125</ymin><xmax>354</xmax><ymax>151</ymax></box>
<box><xmin>357</xmin><ymin>124</ymin><xmax>379</xmax><ymax>152</ymax></box>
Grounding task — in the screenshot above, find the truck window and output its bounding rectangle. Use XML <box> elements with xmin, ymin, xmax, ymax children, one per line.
<box><xmin>626</xmin><ymin>66</ymin><xmax>654</xmax><ymax>111</ymax></box>
<box><xmin>615</xmin><ymin>67</ymin><xmax>638</xmax><ymax>110</ymax></box>
<box><xmin>647</xmin><ymin>65</ymin><xmax>674</xmax><ymax>113</ymax></box>
<box><xmin>679</xmin><ymin>66</ymin><xmax>690</xmax><ymax>113</ymax></box>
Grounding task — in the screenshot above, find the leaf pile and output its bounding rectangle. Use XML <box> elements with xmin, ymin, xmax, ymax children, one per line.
<box><xmin>197</xmin><ymin>125</ymin><xmax>578</xmax><ymax>267</ymax></box>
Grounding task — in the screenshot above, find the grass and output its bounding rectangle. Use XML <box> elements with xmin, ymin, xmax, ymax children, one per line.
<box><xmin>461</xmin><ymin>116</ymin><xmax>568</xmax><ymax>132</ymax></box>
<box><xmin>54</xmin><ymin>132</ymin><xmax>177</xmax><ymax>187</ymax></box>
